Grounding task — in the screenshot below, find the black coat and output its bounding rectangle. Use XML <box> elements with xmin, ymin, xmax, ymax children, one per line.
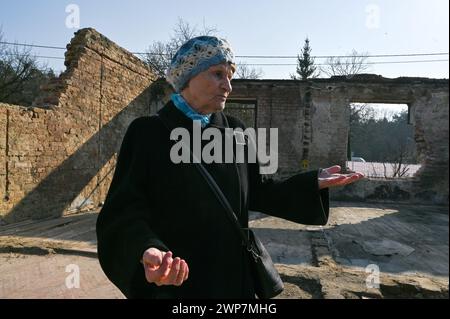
<box><xmin>96</xmin><ymin>101</ymin><xmax>329</xmax><ymax>299</ymax></box>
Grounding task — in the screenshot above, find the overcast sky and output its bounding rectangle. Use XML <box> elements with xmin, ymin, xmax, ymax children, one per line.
<box><xmin>1</xmin><ymin>0</ymin><xmax>448</xmax><ymax>80</ymax></box>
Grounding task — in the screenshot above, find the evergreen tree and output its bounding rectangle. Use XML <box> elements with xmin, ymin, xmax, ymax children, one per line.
<box><xmin>291</xmin><ymin>38</ymin><xmax>320</xmax><ymax>80</ymax></box>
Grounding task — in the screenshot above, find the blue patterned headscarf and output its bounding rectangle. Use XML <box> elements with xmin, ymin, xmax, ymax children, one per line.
<box><xmin>166</xmin><ymin>36</ymin><xmax>235</xmax><ymax>92</ymax></box>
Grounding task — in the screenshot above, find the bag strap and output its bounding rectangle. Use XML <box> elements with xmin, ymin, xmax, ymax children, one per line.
<box><xmin>157</xmin><ymin>114</ymin><xmax>256</xmax><ymax>253</ymax></box>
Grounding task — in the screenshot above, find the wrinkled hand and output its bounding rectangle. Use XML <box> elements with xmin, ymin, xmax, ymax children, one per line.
<box><xmin>318</xmin><ymin>165</ymin><xmax>364</xmax><ymax>190</ymax></box>
<box><xmin>142</xmin><ymin>248</ymin><xmax>189</xmax><ymax>286</ymax></box>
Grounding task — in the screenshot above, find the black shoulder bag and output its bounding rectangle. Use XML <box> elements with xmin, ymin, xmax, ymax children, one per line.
<box><xmin>157</xmin><ymin>114</ymin><xmax>284</xmax><ymax>299</ymax></box>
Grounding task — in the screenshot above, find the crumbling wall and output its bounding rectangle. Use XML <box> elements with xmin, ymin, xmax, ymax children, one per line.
<box><xmin>1</xmin><ymin>28</ymin><xmax>156</xmax><ymax>223</ymax></box>
<box><xmin>230</xmin><ymin>76</ymin><xmax>449</xmax><ymax>205</ymax></box>
<box><xmin>410</xmin><ymin>89</ymin><xmax>449</xmax><ymax>203</ymax></box>
<box><xmin>230</xmin><ymin>80</ymin><xmax>351</xmax><ymax>177</ymax></box>
<box><xmin>1</xmin><ymin>29</ymin><xmax>448</xmax><ymax>225</ymax></box>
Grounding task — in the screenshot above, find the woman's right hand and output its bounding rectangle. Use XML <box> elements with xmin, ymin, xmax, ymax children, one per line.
<box><xmin>142</xmin><ymin>247</ymin><xmax>189</xmax><ymax>286</ymax></box>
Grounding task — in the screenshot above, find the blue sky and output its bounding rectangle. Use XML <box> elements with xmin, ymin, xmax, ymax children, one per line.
<box><xmin>1</xmin><ymin>0</ymin><xmax>448</xmax><ymax>79</ymax></box>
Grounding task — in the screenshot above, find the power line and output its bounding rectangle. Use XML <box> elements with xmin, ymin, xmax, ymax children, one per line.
<box><xmin>0</xmin><ymin>41</ymin><xmax>66</xmax><ymax>50</ymax></box>
<box><xmin>1</xmin><ymin>52</ymin><xmax>65</xmax><ymax>60</ymax></box>
<box><xmin>1</xmin><ymin>41</ymin><xmax>448</xmax><ymax>59</ymax></box>
<box><xmin>134</xmin><ymin>52</ymin><xmax>450</xmax><ymax>58</ymax></box>
<box><xmin>2</xmin><ymin>52</ymin><xmax>448</xmax><ymax>66</ymax></box>
<box><xmin>240</xmin><ymin>59</ymin><xmax>449</xmax><ymax>66</ymax></box>
<box><xmin>32</xmin><ymin>55</ymin><xmax>65</xmax><ymax>60</ymax></box>
<box><xmin>236</xmin><ymin>53</ymin><xmax>450</xmax><ymax>59</ymax></box>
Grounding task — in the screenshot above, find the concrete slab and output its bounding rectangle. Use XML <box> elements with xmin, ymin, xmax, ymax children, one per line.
<box><xmin>324</xmin><ymin>202</ymin><xmax>449</xmax><ymax>280</ymax></box>
<box><xmin>250</xmin><ymin>214</ymin><xmax>315</xmax><ymax>265</ymax></box>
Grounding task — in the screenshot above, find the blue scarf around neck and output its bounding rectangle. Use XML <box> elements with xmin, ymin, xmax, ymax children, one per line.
<box><xmin>171</xmin><ymin>93</ymin><xmax>211</xmax><ymax>128</ymax></box>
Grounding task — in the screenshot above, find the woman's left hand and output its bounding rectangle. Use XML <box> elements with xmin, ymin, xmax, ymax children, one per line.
<box><xmin>318</xmin><ymin>165</ymin><xmax>364</xmax><ymax>190</ymax></box>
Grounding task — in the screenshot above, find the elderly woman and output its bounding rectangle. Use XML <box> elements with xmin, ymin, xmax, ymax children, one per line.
<box><xmin>96</xmin><ymin>36</ymin><xmax>363</xmax><ymax>299</ymax></box>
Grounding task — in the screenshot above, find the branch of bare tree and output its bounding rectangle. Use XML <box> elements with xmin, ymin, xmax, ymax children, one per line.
<box><xmin>143</xmin><ymin>18</ymin><xmax>263</xmax><ymax>80</ymax></box>
<box><xmin>320</xmin><ymin>49</ymin><xmax>371</xmax><ymax>78</ymax></box>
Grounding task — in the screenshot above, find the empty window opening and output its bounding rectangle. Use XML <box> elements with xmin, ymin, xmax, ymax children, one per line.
<box><xmin>347</xmin><ymin>103</ymin><xmax>420</xmax><ymax>179</ymax></box>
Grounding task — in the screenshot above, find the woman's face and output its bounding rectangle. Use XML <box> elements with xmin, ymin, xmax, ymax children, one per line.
<box><xmin>181</xmin><ymin>63</ymin><xmax>235</xmax><ymax>115</ymax></box>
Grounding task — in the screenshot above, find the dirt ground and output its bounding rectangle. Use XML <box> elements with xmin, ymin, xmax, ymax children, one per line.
<box><xmin>0</xmin><ymin>202</ymin><xmax>448</xmax><ymax>299</ymax></box>
<box><xmin>275</xmin><ymin>262</ymin><xmax>448</xmax><ymax>299</ymax></box>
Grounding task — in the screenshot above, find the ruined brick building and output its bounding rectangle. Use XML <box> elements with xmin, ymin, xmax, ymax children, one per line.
<box><xmin>0</xmin><ymin>28</ymin><xmax>448</xmax><ymax>223</ymax></box>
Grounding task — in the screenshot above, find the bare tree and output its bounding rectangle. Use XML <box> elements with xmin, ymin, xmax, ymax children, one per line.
<box><xmin>144</xmin><ymin>18</ymin><xmax>263</xmax><ymax>80</ymax></box>
<box><xmin>391</xmin><ymin>162</ymin><xmax>410</xmax><ymax>178</ymax></box>
<box><xmin>0</xmin><ymin>27</ymin><xmax>54</xmax><ymax>106</ymax></box>
<box><xmin>373</xmin><ymin>162</ymin><xmax>382</xmax><ymax>178</ymax></box>
<box><xmin>1</xmin><ymin>28</ymin><xmax>33</xmax><ymax>99</ymax></box>
<box><xmin>143</xmin><ymin>18</ymin><xmax>218</xmax><ymax>77</ymax></box>
<box><xmin>235</xmin><ymin>62</ymin><xmax>264</xmax><ymax>79</ymax></box>
<box><xmin>350</xmin><ymin>103</ymin><xmax>376</xmax><ymax>125</ymax></box>
<box><xmin>388</xmin><ymin>140</ymin><xmax>411</xmax><ymax>178</ymax></box>
<box><xmin>144</xmin><ymin>41</ymin><xmax>172</xmax><ymax>78</ymax></box>
<box><xmin>320</xmin><ymin>49</ymin><xmax>371</xmax><ymax>78</ymax></box>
